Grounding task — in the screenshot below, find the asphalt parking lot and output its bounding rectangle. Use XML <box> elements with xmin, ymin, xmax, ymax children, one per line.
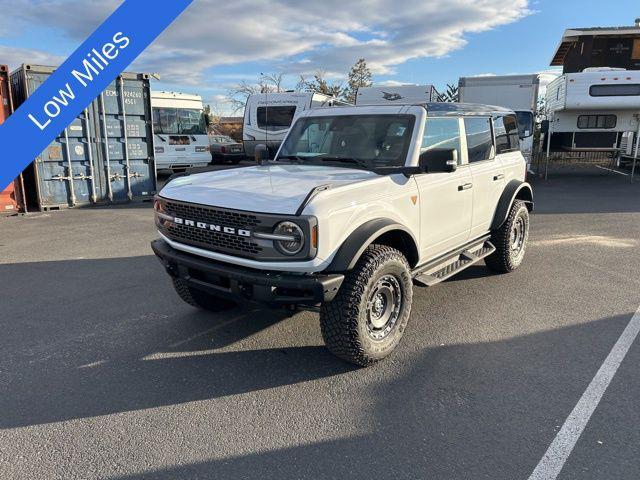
<box><xmin>1</xmin><ymin>170</ymin><xmax>639</xmax><ymax>479</ymax></box>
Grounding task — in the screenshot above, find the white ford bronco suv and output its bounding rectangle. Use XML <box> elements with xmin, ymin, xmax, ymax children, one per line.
<box><xmin>152</xmin><ymin>102</ymin><xmax>533</xmax><ymax>366</ymax></box>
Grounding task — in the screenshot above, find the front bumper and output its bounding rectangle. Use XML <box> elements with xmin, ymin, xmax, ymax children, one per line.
<box><xmin>152</xmin><ymin>239</ymin><xmax>344</xmax><ymax>306</ymax></box>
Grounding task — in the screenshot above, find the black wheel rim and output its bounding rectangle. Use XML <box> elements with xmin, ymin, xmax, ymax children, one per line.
<box><xmin>366</xmin><ymin>274</ymin><xmax>402</xmax><ymax>340</ymax></box>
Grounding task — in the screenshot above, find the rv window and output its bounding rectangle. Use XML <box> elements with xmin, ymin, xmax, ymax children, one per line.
<box><xmin>257</xmin><ymin>106</ymin><xmax>297</xmax><ymax>131</ymax></box>
<box><xmin>464</xmin><ymin>117</ymin><xmax>493</xmax><ymax>163</ymax></box>
<box><xmin>421</xmin><ymin>118</ymin><xmax>461</xmax><ymax>162</ymax></box>
<box><xmin>589</xmin><ymin>84</ymin><xmax>640</xmax><ymax>97</ymax></box>
<box><xmin>577</xmin><ymin>115</ymin><xmax>617</xmax><ymax>129</ymax></box>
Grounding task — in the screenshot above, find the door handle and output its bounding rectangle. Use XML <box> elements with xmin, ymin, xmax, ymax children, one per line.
<box><xmin>458</xmin><ymin>183</ymin><xmax>473</xmax><ymax>191</ymax></box>
<box><xmin>493</xmin><ymin>174</ymin><xmax>505</xmax><ymax>181</ymax></box>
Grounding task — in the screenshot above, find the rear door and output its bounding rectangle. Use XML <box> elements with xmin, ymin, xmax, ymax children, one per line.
<box><xmin>415</xmin><ymin>117</ymin><xmax>473</xmax><ymax>259</ymax></box>
<box><xmin>464</xmin><ymin>117</ymin><xmax>505</xmax><ymax>238</ymax></box>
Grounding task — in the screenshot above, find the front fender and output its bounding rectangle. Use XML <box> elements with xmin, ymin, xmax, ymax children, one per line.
<box><xmin>325</xmin><ymin>218</ymin><xmax>418</xmax><ymax>272</ymax></box>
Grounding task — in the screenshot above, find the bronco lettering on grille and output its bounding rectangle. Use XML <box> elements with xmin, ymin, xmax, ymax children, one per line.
<box><xmin>173</xmin><ymin>216</ymin><xmax>251</xmax><ymax>237</ymax></box>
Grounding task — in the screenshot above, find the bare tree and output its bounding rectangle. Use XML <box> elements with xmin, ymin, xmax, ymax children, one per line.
<box><xmin>296</xmin><ymin>71</ymin><xmax>342</xmax><ymax>97</ymax></box>
<box><xmin>227</xmin><ymin>73</ymin><xmax>287</xmax><ymax>113</ymax></box>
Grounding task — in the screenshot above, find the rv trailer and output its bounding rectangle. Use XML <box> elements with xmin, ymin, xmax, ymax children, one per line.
<box><xmin>355</xmin><ymin>85</ymin><xmax>441</xmax><ymax>106</ymax></box>
<box><xmin>458</xmin><ymin>75</ymin><xmax>541</xmax><ymax>166</ymax></box>
<box><xmin>545</xmin><ymin>68</ymin><xmax>640</xmax><ymax>151</ymax></box>
<box><xmin>243</xmin><ymin>92</ymin><xmax>348</xmax><ymax>157</ymax></box>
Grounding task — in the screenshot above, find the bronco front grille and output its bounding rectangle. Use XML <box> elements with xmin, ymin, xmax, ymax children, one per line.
<box><xmin>161</xmin><ymin>200</ymin><xmax>263</xmax><ymax>257</ymax></box>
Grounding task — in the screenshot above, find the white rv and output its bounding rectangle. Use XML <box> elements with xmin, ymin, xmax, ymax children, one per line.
<box><xmin>355</xmin><ymin>85</ymin><xmax>441</xmax><ymax>106</ymax></box>
<box><xmin>545</xmin><ymin>68</ymin><xmax>640</xmax><ymax>151</ymax></box>
<box><xmin>458</xmin><ymin>75</ymin><xmax>541</xmax><ymax>165</ymax></box>
<box><xmin>243</xmin><ymin>92</ymin><xmax>347</xmax><ymax>157</ymax></box>
<box><xmin>151</xmin><ymin>91</ymin><xmax>211</xmax><ymax>171</ymax></box>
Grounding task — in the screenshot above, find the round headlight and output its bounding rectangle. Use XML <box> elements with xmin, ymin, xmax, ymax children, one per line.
<box><xmin>273</xmin><ymin>221</ymin><xmax>304</xmax><ymax>255</ymax></box>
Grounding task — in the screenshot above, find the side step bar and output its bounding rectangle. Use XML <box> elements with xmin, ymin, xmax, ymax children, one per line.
<box><xmin>412</xmin><ymin>236</ymin><xmax>496</xmax><ymax>287</ymax></box>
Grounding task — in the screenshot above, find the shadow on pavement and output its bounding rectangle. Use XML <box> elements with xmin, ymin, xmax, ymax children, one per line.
<box><xmin>101</xmin><ymin>314</ymin><xmax>634</xmax><ymax>480</ymax></box>
<box><xmin>0</xmin><ymin>256</ymin><xmax>354</xmax><ymax>429</ymax></box>
<box><xmin>530</xmin><ymin>175</ymin><xmax>640</xmax><ymax>215</ymax></box>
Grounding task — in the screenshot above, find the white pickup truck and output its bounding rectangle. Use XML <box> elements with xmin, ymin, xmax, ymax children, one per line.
<box><xmin>152</xmin><ymin>103</ymin><xmax>533</xmax><ymax>366</ymax></box>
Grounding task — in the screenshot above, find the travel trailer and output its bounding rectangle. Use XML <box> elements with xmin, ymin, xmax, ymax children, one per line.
<box><xmin>458</xmin><ymin>75</ymin><xmax>541</xmax><ymax>165</ymax></box>
<box><xmin>545</xmin><ymin>68</ymin><xmax>640</xmax><ymax>151</ymax></box>
<box><xmin>243</xmin><ymin>92</ymin><xmax>347</xmax><ymax>157</ymax></box>
<box><xmin>355</xmin><ymin>85</ymin><xmax>441</xmax><ymax>106</ymax></box>
<box><xmin>151</xmin><ymin>91</ymin><xmax>211</xmax><ymax>171</ymax></box>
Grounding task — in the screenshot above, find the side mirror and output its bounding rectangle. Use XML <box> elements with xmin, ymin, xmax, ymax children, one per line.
<box><xmin>540</xmin><ymin>120</ymin><xmax>549</xmax><ymax>135</ymax></box>
<box><xmin>254</xmin><ymin>144</ymin><xmax>269</xmax><ymax>165</ymax></box>
<box><xmin>419</xmin><ymin>149</ymin><xmax>458</xmax><ymax>173</ymax></box>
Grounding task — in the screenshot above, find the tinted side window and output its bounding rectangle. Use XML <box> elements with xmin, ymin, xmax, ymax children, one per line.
<box><xmin>590</xmin><ymin>84</ymin><xmax>640</xmax><ymax>97</ymax></box>
<box><xmin>494</xmin><ymin>116</ymin><xmax>510</xmax><ymax>154</ymax></box>
<box><xmin>577</xmin><ymin>115</ymin><xmax>617</xmax><ymax>129</ymax></box>
<box><xmin>257</xmin><ymin>106</ymin><xmax>297</xmax><ymax>131</ymax></box>
<box><xmin>504</xmin><ymin>115</ymin><xmax>520</xmax><ymax>150</ymax></box>
<box><xmin>421</xmin><ymin>118</ymin><xmax>461</xmax><ymax>162</ymax></box>
<box><xmin>464</xmin><ymin>117</ymin><xmax>493</xmax><ymax>162</ymax></box>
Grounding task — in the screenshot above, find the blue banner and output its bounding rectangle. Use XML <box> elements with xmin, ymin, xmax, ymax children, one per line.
<box><xmin>0</xmin><ymin>0</ymin><xmax>193</xmax><ymax>191</ymax></box>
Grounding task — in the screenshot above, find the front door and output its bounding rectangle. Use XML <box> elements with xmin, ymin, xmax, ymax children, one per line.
<box><xmin>415</xmin><ymin>117</ymin><xmax>473</xmax><ymax>260</ymax></box>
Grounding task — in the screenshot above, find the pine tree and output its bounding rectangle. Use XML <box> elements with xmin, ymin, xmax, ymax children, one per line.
<box><xmin>345</xmin><ymin>58</ymin><xmax>373</xmax><ymax>104</ymax></box>
<box><xmin>442</xmin><ymin>84</ymin><xmax>459</xmax><ymax>103</ymax></box>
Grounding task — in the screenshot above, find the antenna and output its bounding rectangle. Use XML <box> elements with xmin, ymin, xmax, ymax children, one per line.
<box><xmin>261</xmin><ymin>72</ymin><xmax>268</xmax><ymax>159</ymax></box>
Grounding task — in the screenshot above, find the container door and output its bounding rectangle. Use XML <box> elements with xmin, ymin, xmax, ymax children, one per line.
<box><xmin>98</xmin><ymin>76</ymin><xmax>156</xmax><ymax>202</ymax></box>
<box><xmin>35</xmin><ymin>115</ymin><xmax>98</xmax><ymax>208</ymax></box>
<box><xmin>25</xmin><ymin>70</ymin><xmax>101</xmax><ymax>208</ymax></box>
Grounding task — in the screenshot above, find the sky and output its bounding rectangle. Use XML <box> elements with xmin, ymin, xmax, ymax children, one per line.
<box><xmin>0</xmin><ymin>0</ymin><xmax>638</xmax><ymax>115</ymax></box>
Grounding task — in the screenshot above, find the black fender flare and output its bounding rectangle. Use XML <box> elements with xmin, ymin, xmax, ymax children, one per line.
<box><xmin>326</xmin><ymin>218</ymin><xmax>418</xmax><ymax>272</ymax></box>
<box><xmin>491</xmin><ymin>180</ymin><xmax>534</xmax><ymax>230</ymax></box>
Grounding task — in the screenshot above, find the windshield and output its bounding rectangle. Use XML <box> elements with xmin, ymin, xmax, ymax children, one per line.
<box><xmin>516</xmin><ymin>111</ymin><xmax>534</xmax><ymax>139</ymax></box>
<box><xmin>153</xmin><ymin>107</ymin><xmax>207</xmax><ymax>135</ymax></box>
<box><xmin>277</xmin><ymin>114</ymin><xmax>415</xmax><ymax>169</ymax></box>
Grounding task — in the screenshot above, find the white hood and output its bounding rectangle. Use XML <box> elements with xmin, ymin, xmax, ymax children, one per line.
<box><xmin>159</xmin><ymin>164</ymin><xmax>378</xmax><ymax>214</ymax></box>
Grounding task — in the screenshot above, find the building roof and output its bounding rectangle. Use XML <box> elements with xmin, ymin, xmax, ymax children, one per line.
<box><xmin>550</xmin><ymin>25</ymin><xmax>640</xmax><ymax>66</ymax></box>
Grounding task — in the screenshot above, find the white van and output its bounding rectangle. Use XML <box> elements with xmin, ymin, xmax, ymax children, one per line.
<box><xmin>355</xmin><ymin>85</ymin><xmax>441</xmax><ymax>106</ymax></box>
<box><xmin>243</xmin><ymin>92</ymin><xmax>347</xmax><ymax>157</ymax></box>
<box><xmin>151</xmin><ymin>91</ymin><xmax>211</xmax><ymax>171</ymax></box>
<box><xmin>458</xmin><ymin>75</ymin><xmax>540</xmax><ymax>167</ymax></box>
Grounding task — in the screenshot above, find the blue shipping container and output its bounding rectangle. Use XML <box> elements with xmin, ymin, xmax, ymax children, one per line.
<box><xmin>10</xmin><ymin>64</ymin><xmax>157</xmax><ymax>210</ymax></box>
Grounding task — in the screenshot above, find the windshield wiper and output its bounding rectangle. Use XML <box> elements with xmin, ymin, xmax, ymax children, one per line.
<box><xmin>316</xmin><ymin>156</ymin><xmax>369</xmax><ymax>168</ymax></box>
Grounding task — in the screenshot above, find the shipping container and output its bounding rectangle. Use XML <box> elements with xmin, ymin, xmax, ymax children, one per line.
<box><xmin>10</xmin><ymin>64</ymin><xmax>157</xmax><ymax>211</ymax></box>
<box><xmin>0</xmin><ymin>64</ymin><xmax>27</xmax><ymax>215</ymax></box>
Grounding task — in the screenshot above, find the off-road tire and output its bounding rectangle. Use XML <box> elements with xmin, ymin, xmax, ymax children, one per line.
<box><xmin>172</xmin><ymin>278</ymin><xmax>236</xmax><ymax>312</ymax></box>
<box><xmin>485</xmin><ymin>200</ymin><xmax>530</xmax><ymax>273</ymax></box>
<box><xmin>320</xmin><ymin>244</ymin><xmax>413</xmax><ymax>367</ymax></box>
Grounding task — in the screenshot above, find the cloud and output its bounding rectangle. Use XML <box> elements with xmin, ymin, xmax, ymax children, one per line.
<box><xmin>0</xmin><ymin>46</ymin><xmax>64</xmax><ymax>70</ymax></box>
<box><xmin>0</xmin><ymin>0</ymin><xmax>531</xmax><ymax>87</ymax></box>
